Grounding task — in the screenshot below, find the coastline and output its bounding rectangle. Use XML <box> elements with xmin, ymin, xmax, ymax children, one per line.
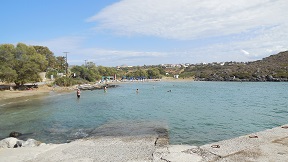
<box><xmin>0</xmin><ymin>85</ymin><xmax>75</xmax><ymax>103</ymax></box>
<box><xmin>0</xmin><ymin>78</ymin><xmax>194</xmax><ymax>102</ymax></box>
<box><xmin>1</xmin><ymin>124</ymin><xmax>288</xmax><ymax>161</ymax></box>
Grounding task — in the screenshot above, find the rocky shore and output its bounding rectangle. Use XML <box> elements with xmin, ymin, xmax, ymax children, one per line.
<box><xmin>1</xmin><ymin>124</ymin><xmax>288</xmax><ymax>162</ymax></box>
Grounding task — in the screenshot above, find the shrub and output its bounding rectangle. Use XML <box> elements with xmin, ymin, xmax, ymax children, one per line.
<box><xmin>54</xmin><ymin>77</ymin><xmax>76</xmax><ymax>87</ymax></box>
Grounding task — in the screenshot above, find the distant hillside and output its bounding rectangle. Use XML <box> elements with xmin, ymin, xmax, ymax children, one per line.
<box><xmin>182</xmin><ymin>51</ymin><xmax>288</xmax><ymax>82</ymax></box>
<box><xmin>250</xmin><ymin>51</ymin><xmax>288</xmax><ymax>71</ymax></box>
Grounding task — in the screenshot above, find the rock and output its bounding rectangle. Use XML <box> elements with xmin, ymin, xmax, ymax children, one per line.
<box><xmin>0</xmin><ymin>137</ymin><xmax>18</xmax><ymax>148</ymax></box>
<box><xmin>0</xmin><ymin>137</ymin><xmax>43</xmax><ymax>148</ymax></box>
<box><xmin>39</xmin><ymin>143</ymin><xmax>47</xmax><ymax>146</ymax></box>
<box><xmin>13</xmin><ymin>140</ymin><xmax>24</xmax><ymax>148</ymax></box>
<box><xmin>22</xmin><ymin>139</ymin><xmax>42</xmax><ymax>147</ymax></box>
<box><xmin>9</xmin><ymin>131</ymin><xmax>22</xmax><ymax>138</ymax></box>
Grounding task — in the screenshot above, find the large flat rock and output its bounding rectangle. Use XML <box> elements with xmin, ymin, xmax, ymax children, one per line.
<box><xmin>1</xmin><ymin>125</ymin><xmax>288</xmax><ymax>162</ymax></box>
<box><xmin>0</xmin><ymin>136</ymin><xmax>158</xmax><ymax>162</ymax></box>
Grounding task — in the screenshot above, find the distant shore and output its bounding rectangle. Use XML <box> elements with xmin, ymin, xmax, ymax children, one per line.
<box><xmin>161</xmin><ymin>76</ymin><xmax>194</xmax><ymax>82</ymax></box>
<box><xmin>0</xmin><ymin>78</ymin><xmax>194</xmax><ymax>102</ymax></box>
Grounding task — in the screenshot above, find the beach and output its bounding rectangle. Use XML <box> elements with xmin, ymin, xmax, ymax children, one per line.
<box><xmin>0</xmin><ymin>86</ymin><xmax>50</xmax><ymax>101</ymax></box>
<box><xmin>0</xmin><ymin>85</ymin><xmax>75</xmax><ymax>102</ymax></box>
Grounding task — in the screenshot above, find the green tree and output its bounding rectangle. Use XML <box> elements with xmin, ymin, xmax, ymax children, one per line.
<box><xmin>33</xmin><ymin>46</ymin><xmax>56</xmax><ymax>70</ymax></box>
<box><xmin>72</xmin><ymin>64</ymin><xmax>102</xmax><ymax>82</ymax></box>
<box><xmin>147</xmin><ymin>68</ymin><xmax>161</xmax><ymax>79</ymax></box>
<box><xmin>13</xmin><ymin>43</ymin><xmax>48</xmax><ymax>85</ymax></box>
<box><xmin>0</xmin><ymin>44</ymin><xmax>17</xmax><ymax>83</ymax></box>
<box><xmin>55</xmin><ymin>56</ymin><xmax>66</xmax><ymax>73</ymax></box>
<box><xmin>133</xmin><ymin>69</ymin><xmax>148</xmax><ymax>78</ymax></box>
<box><xmin>97</xmin><ymin>66</ymin><xmax>116</xmax><ymax>76</ymax></box>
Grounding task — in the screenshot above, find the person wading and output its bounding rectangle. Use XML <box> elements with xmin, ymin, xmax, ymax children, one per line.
<box><xmin>76</xmin><ymin>89</ymin><xmax>81</xmax><ymax>98</ymax></box>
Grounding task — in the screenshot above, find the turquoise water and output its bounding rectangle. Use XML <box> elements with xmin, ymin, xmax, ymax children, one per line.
<box><xmin>0</xmin><ymin>82</ymin><xmax>287</xmax><ymax>145</ymax></box>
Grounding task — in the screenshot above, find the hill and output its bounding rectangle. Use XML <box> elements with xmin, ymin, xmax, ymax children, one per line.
<box><xmin>181</xmin><ymin>51</ymin><xmax>288</xmax><ymax>82</ymax></box>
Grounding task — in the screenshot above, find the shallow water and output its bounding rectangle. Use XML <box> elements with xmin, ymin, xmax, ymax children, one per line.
<box><xmin>0</xmin><ymin>81</ymin><xmax>287</xmax><ymax>145</ymax></box>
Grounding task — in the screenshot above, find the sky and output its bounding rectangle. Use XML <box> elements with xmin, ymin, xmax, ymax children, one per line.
<box><xmin>1</xmin><ymin>0</ymin><xmax>288</xmax><ymax>66</ymax></box>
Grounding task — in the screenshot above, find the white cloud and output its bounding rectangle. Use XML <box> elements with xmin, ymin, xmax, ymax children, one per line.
<box><xmin>88</xmin><ymin>0</ymin><xmax>288</xmax><ymax>40</ymax></box>
<box><xmin>241</xmin><ymin>49</ymin><xmax>250</xmax><ymax>56</ymax></box>
<box><xmin>27</xmin><ymin>0</ymin><xmax>288</xmax><ymax>66</ymax></box>
<box><xmin>28</xmin><ymin>36</ymin><xmax>85</xmax><ymax>56</ymax></box>
<box><xmin>29</xmin><ymin>36</ymin><xmax>168</xmax><ymax>66</ymax></box>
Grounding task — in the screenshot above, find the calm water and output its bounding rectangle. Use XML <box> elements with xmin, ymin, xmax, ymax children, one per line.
<box><xmin>0</xmin><ymin>81</ymin><xmax>287</xmax><ymax>145</ymax></box>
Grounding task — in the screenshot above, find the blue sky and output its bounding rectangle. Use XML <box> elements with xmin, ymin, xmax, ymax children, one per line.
<box><xmin>1</xmin><ymin>0</ymin><xmax>287</xmax><ymax>66</ymax></box>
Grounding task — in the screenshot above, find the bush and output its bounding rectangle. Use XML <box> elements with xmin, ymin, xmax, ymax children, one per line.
<box><xmin>73</xmin><ymin>78</ymin><xmax>88</xmax><ymax>85</ymax></box>
<box><xmin>46</xmin><ymin>69</ymin><xmax>58</xmax><ymax>79</ymax></box>
<box><xmin>54</xmin><ymin>77</ymin><xmax>76</xmax><ymax>87</ymax></box>
<box><xmin>179</xmin><ymin>72</ymin><xmax>195</xmax><ymax>78</ymax></box>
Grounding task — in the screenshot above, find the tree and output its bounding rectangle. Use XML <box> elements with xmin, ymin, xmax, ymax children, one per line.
<box><xmin>13</xmin><ymin>43</ymin><xmax>48</xmax><ymax>85</ymax></box>
<box><xmin>0</xmin><ymin>44</ymin><xmax>17</xmax><ymax>83</ymax></box>
<box><xmin>0</xmin><ymin>67</ymin><xmax>17</xmax><ymax>83</ymax></box>
<box><xmin>33</xmin><ymin>46</ymin><xmax>56</xmax><ymax>70</ymax></box>
<box><xmin>55</xmin><ymin>56</ymin><xmax>66</xmax><ymax>73</ymax></box>
<box><xmin>86</xmin><ymin>61</ymin><xmax>96</xmax><ymax>70</ymax></box>
<box><xmin>71</xmin><ymin>64</ymin><xmax>103</xmax><ymax>82</ymax></box>
<box><xmin>147</xmin><ymin>68</ymin><xmax>161</xmax><ymax>79</ymax></box>
<box><xmin>133</xmin><ymin>69</ymin><xmax>148</xmax><ymax>78</ymax></box>
<box><xmin>97</xmin><ymin>66</ymin><xmax>116</xmax><ymax>76</ymax></box>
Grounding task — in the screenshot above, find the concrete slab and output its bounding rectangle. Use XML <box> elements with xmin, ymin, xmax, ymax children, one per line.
<box><xmin>1</xmin><ymin>125</ymin><xmax>288</xmax><ymax>162</ymax></box>
<box><xmin>200</xmin><ymin>125</ymin><xmax>288</xmax><ymax>161</ymax></box>
<box><xmin>153</xmin><ymin>145</ymin><xmax>203</xmax><ymax>162</ymax></box>
<box><xmin>0</xmin><ymin>136</ymin><xmax>157</xmax><ymax>162</ymax></box>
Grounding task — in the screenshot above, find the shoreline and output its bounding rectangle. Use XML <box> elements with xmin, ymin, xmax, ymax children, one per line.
<box><xmin>0</xmin><ymin>85</ymin><xmax>75</xmax><ymax>103</ymax></box>
<box><xmin>1</xmin><ymin>124</ymin><xmax>288</xmax><ymax>161</ymax></box>
<box><xmin>0</xmin><ymin>79</ymin><xmax>194</xmax><ymax>102</ymax></box>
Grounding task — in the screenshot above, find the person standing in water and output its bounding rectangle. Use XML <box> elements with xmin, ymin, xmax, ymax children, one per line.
<box><xmin>76</xmin><ymin>89</ymin><xmax>81</xmax><ymax>98</ymax></box>
<box><xmin>104</xmin><ymin>86</ymin><xmax>107</xmax><ymax>92</ymax></box>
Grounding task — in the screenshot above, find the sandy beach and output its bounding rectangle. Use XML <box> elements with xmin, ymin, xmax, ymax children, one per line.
<box><xmin>0</xmin><ymin>86</ymin><xmax>50</xmax><ymax>101</ymax></box>
<box><xmin>0</xmin><ymin>85</ymin><xmax>75</xmax><ymax>102</ymax></box>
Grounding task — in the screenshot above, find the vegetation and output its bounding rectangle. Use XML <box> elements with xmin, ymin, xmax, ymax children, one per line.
<box><xmin>54</xmin><ymin>77</ymin><xmax>76</xmax><ymax>87</ymax></box>
<box><xmin>183</xmin><ymin>51</ymin><xmax>288</xmax><ymax>81</ymax></box>
<box><xmin>0</xmin><ymin>43</ymin><xmax>49</xmax><ymax>86</ymax></box>
<box><xmin>123</xmin><ymin>67</ymin><xmax>163</xmax><ymax>79</ymax></box>
<box><xmin>70</xmin><ymin>63</ymin><xmax>117</xmax><ymax>82</ymax></box>
<box><xmin>1</xmin><ymin>42</ymin><xmax>287</xmax><ymax>88</ymax></box>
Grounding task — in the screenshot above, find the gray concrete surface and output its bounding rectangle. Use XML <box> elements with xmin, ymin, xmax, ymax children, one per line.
<box><xmin>154</xmin><ymin>124</ymin><xmax>288</xmax><ymax>162</ymax></box>
<box><xmin>0</xmin><ymin>136</ymin><xmax>158</xmax><ymax>162</ymax></box>
<box><xmin>1</xmin><ymin>125</ymin><xmax>288</xmax><ymax>162</ymax></box>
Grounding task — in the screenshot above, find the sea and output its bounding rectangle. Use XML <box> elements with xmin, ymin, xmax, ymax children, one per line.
<box><xmin>0</xmin><ymin>81</ymin><xmax>287</xmax><ymax>146</ymax></box>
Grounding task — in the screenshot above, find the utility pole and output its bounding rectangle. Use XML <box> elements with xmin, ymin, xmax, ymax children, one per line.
<box><xmin>63</xmin><ymin>52</ymin><xmax>69</xmax><ymax>76</ymax></box>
